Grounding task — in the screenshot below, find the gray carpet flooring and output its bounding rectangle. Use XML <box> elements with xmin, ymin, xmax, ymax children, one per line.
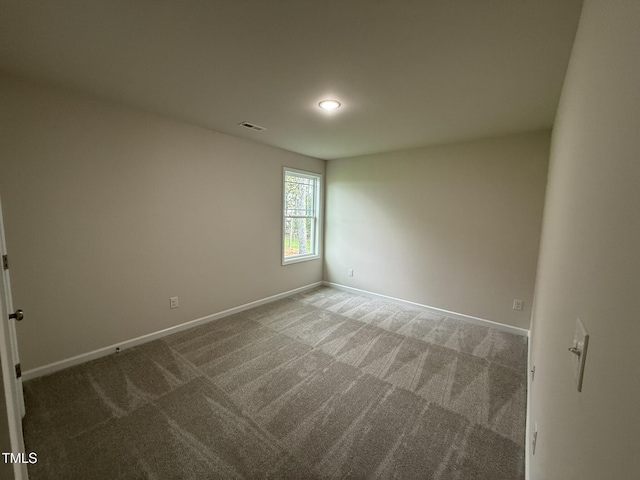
<box><xmin>23</xmin><ymin>286</ymin><xmax>528</xmax><ymax>479</ymax></box>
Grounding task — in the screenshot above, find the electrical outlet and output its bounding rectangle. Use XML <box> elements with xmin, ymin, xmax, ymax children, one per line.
<box><xmin>170</xmin><ymin>296</ymin><xmax>179</xmax><ymax>309</ymax></box>
<box><xmin>348</xmin><ymin>268</ymin><xmax>354</xmax><ymax>277</ymax></box>
<box><xmin>513</xmin><ymin>299</ymin><xmax>523</xmax><ymax>311</ymax></box>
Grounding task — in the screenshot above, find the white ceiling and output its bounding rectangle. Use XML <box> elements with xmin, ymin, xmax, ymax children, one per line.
<box><xmin>0</xmin><ymin>0</ymin><xmax>583</xmax><ymax>160</ymax></box>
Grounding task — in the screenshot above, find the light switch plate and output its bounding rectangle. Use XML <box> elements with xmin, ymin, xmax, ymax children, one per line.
<box><xmin>572</xmin><ymin>318</ymin><xmax>589</xmax><ymax>392</ymax></box>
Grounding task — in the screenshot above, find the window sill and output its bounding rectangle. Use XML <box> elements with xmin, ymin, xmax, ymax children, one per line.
<box><xmin>282</xmin><ymin>254</ymin><xmax>321</xmax><ymax>266</ymax></box>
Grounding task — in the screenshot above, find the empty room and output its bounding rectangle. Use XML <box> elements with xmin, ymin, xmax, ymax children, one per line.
<box><xmin>1</xmin><ymin>1</ymin><xmax>638</xmax><ymax>479</ymax></box>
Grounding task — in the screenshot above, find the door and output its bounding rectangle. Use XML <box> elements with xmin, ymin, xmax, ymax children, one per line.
<box><xmin>0</xmin><ymin>196</ymin><xmax>29</xmax><ymax>480</ymax></box>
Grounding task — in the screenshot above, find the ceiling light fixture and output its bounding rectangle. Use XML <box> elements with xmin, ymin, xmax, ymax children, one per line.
<box><xmin>318</xmin><ymin>100</ymin><xmax>341</xmax><ymax>110</ymax></box>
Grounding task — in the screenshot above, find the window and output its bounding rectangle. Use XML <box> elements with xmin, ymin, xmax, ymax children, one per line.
<box><xmin>283</xmin><ymin>168</ymin><xmax>322</xmax><ymax>264</ymax></box>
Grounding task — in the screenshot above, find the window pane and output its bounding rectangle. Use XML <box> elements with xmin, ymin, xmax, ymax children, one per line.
<box><xmin>284</xmin><ymin>217</ymin><xmax>313</xmax><ymax>257</ymax></box>
<box><xmin>285</xmin><ymin>175</ymin><xmax>316</xmax><ymax>217</ymax></box>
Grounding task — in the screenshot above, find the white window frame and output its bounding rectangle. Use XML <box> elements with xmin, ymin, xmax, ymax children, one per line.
<box><xmin>282</xmin><ymin>167</ymin><xmax>322</xmax><ymax>265</ymax></box>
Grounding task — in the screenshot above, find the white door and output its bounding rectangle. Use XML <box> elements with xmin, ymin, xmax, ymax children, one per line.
<box><xmin>0</xmin><ymin>196</ymin><xmax>29</xmax><ymax>480</ymax></box>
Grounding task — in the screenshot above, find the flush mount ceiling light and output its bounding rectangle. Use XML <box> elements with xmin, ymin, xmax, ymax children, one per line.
<box><xmin>318</xmin><ymin>100</ymin><xmax>341</xmax><ymax>110</ymax></box>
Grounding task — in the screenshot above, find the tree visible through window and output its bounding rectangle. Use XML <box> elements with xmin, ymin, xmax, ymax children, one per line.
<box><xmin>283</xmin><ymin>168</ymin><xmax>321</xmax><ymax>264</ymax></box>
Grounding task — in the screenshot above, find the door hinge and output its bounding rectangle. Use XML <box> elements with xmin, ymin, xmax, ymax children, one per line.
<box><xmin>2</xmin><ymin>255</ymin><xmax>8</xmax><ymax>270</ymax></box>
<box><xmin>15</xmin><ymin>363</ymin><xmax>21</xmax><ymax>379</ymax></box>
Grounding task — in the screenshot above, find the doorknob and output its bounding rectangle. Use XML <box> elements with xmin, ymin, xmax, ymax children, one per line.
<box><xmin>9</xmin><ymin>309</ymin><xmax>23</xmax><ymax>321</ymax></box>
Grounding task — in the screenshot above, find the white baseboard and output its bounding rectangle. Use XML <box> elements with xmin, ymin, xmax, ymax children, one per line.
<box><xmin>22</xmin><ymin>282</ymin><xmax>323</xmax><ymax>381</ymax></box>
<box><xmin>323</xmin><ymin>281</ymin><xmax>529</xmax><ymax>337</ymax></box>
<box><xmin>23</xmin><ymin>280</ymin><xmax>528</xmax><ymax>380</ymax></box>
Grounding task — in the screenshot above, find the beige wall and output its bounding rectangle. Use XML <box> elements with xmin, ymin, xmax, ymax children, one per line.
<box><xmin>529</xmin><ymin>1</ymin><xmax>640</xmax><ymax>478</ymax></box>
<box><xmin>0</xmin><ymin>75</ymin><xmax>324</xmax><ymax>371</ymax></box>
<box><xmin>324</xmin><ymin>132</ymin><xmax>549</xmax><ymax>329</ymax></box>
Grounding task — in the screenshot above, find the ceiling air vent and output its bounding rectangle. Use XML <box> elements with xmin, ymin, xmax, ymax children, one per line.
<box><xmin>238</xmin><ymin>121</ymin><xmax>267</xmax><ymax>132</ymax></box>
